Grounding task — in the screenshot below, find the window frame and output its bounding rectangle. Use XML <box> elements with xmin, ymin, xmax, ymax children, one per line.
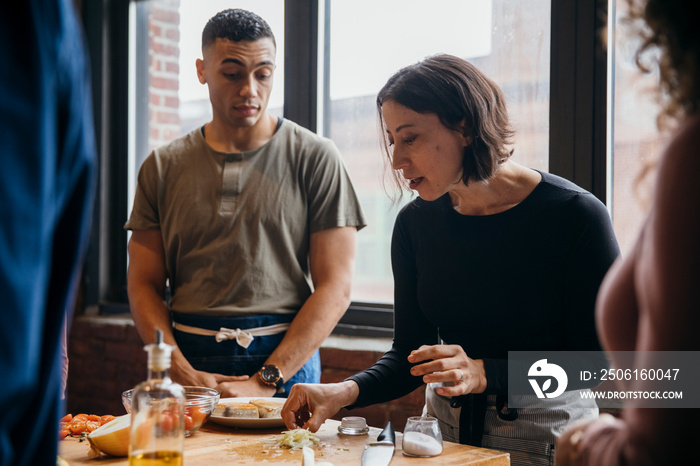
<box><xmin>79</xmin><ymin>0</ymin><xmax>608</xmax><ymax>337</ymax></box>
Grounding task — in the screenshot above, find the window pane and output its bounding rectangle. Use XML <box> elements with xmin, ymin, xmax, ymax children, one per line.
<box><xmin>609</xmin><ymin>0</ymin><xmax>662</xmax><ymax>254</ymax></box>
<box><xmin>325</xmin><ymin>0</ymin><xmax>551</xmax><ymax>303</ymax></box>
<box><xmin>128</xmin><ymin>0</ymin><xmax>284</xmax><ymax>210</ymax></box>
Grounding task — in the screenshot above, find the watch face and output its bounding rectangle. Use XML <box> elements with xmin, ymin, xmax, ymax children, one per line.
<box><xmin>261</xmin><ymin>365</ymin><xmax>281</xmax><ymax>383</ymax></box>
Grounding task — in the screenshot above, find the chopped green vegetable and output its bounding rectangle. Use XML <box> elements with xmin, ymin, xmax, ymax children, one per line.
<box><xmin>275</xmin><ymin>428</ymin><xmax>320</xmax><ymax>450</ymax></box>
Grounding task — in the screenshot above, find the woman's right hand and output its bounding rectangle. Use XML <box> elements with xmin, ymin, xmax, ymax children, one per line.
<box><xmin>281</xmin><ymin>381</ymin><xmax>359</xmax><ymax>432</ymax></box>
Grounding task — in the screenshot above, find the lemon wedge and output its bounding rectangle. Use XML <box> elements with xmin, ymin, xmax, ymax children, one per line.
<box><xmin>86</xmin><ymin>414</ymin><xmax>131</xmax><ymax>457</ymax></box>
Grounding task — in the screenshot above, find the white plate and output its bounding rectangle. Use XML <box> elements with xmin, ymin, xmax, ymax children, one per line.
<box><xmin>208</xmin><ymin>397</ymin><xmax>286</xmax><ymax>429</ymax></box>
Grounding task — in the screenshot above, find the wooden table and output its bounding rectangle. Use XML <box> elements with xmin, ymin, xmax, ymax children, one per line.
<box><xmin>59</xmin><ymin>419</ymin><xmax>509</xmax><ymax>465</ymax></box>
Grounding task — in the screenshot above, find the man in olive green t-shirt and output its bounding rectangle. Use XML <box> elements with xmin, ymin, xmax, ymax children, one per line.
<box><xmin>125</xmin><ymin>9</ymin><xmax>366</xmax><ymax>398</ymax></box>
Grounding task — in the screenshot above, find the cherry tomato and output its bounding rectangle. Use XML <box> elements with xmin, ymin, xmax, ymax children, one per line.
<box><xmin>60</xmin><ymin>414</ymin><xmax>72</xmax><ymax>423</ymax></box>
<box><xmin>184</xmin><ymin>415</ymin><xmax>194</xmax><ymax>431</ymax></box>
<box><xmin>88</xmin><ymin>414</ymin><xmax>100</xmax><ymax>422</ymax></box>
<box><xmin>73</xmin><ymin>413</ymin><xmax>89</xmax><ymax>422</ymax></box>
<box><xmin>58</xmin><ymin>424</ymin><xmax>71</xmax><ymax>440</ymax></box>
<box><xmin>188</xmin><ymin>407</ymin><xmax>208</xmax><ymax>427</ymax></box>
<box><xmin>159</xmin><ymin>411</ymin><xmax>175</xmax><ymax>433</ymax></box>
<box><xmin>69</xmin><ymin>419</ymin><xmax>87</xmax><ymax>435</ymax></box>
<box><xmin>86</xmin><ymin>420</ymin><xmax>101</xmax><ymax>432</ymax></box>
<box><xmin>100</xmin><ymin>414</ymin><xmax>116</xmax><ymax>425</ymax></box>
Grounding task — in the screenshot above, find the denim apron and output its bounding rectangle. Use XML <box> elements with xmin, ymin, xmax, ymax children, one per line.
<box><xmin>172</xmin><ymin>313</ymin><xmax>321</xmax><ymax>396</ymax></box>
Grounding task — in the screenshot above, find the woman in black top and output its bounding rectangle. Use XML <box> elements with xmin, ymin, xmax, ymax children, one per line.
<box><xmin>282</xmin><ymin>54</ymin><xmax>619</xmax><ymax>465</ymax></box>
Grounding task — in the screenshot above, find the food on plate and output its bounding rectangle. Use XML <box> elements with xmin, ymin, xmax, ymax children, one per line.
<box><xmin>275</xmin><ymin>428</ymin><xmax>320</xmax><ymax>450</ymax></box>
<box><xmin>215</xmin><ymin>402</ymin><xmax>260</xmax><ymax>419</ymax></box>
<box><xmin>213</xmin><ymin>399</ymin><xmax>284</xmax><ymax>419</ymax></box>
<box><xmin>249</xmin><ymin>398</ymin><xmax>283</xmax><ymax>419</ymax></box>
<box><xmin>86</xmin><ymin>414</ymin><xmax>131</xmax><ymax>457</ymax></box>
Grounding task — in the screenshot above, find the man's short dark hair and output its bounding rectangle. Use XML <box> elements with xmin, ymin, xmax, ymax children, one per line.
<box><xmin>201</xmin><ymin>9</ymin><xmax>276</xmax><ymax>51</ymax></box>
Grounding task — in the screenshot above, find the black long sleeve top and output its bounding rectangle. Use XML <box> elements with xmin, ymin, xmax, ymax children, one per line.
<box><xmin>349</xmin><ymin>172</ymin><xmax>620</xmax><ymax>407</ymax></box>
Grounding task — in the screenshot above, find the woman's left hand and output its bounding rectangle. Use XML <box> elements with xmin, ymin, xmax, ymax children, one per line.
<box><xmin>407</xmin><ymin>344</ymin><xmax>487</xmax><ymax>396</ymax></box>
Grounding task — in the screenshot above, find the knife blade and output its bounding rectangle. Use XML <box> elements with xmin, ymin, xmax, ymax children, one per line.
<box><xmin>362</xmin><ymin>421</ymin><xmax>395</xmax><ymax>466</ymax></box>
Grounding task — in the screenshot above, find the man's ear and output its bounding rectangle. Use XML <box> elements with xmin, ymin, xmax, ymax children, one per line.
<box><xmin>196</xmin><ymin>58</ymin><xmax>206</xmax><ymax>84</ymax></box>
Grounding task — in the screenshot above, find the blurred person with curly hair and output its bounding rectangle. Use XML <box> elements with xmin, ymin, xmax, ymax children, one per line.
<box><xmin>556</xmin><ymin>1</ymin><xmax>700</xmax><ymax>464</ymax></box>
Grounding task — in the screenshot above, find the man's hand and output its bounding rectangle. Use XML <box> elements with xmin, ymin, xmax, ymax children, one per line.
<box><xmin>170</xmin><ymin>363</ymin><xmax>250</xmax><ymax>389</ymax></box>
<box><xmin>215</xmin><ymin>377</ymin><xmax>278</xmax><ymax>398</ymax></box>
<box><xmin>281</xmin><ymin>381</ymin><xmax>359</xmax><ymax>432</ymax></box>
<box><xmin>170</xmin><ymin>357</ymin><xmax>280</xmax><ymax>398</ymax></box>
<box><xmin>407</xmin><ymin>344</ymin><xmax>487</xmax><ymax>396</ymax></box>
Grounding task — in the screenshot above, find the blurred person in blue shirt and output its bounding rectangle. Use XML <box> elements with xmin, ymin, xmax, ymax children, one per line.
<box><xmin>0</xmin><ymin>1</ymin><xmax>97</xmax><ymax>464</ymax></box>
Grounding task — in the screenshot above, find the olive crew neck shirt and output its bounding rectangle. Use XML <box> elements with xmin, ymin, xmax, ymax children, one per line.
<box><xmin>125</xmin><ymin>118</ymin><xmax>366</xmax><ymax>316</ymax></box>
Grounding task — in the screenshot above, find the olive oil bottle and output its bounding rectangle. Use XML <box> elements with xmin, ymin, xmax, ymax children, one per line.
<box><xmin>129</xmin><ymin>329</ymin><xmax>185</xmax><ymax>466</ymax></box>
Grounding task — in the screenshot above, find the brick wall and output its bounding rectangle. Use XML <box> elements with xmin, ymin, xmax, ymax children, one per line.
<box><xmin>148</xmin><ymin>0</ymin><xmax>181</xmax><ymax>151</ymax></box>
<box><xmin>66</xmin><ymin>316</ymin><xmax>146</xmax><ymax>416</ymax></box>
<box><xmin>66</xmin><ymin>315</ymin><xmax>425</xmax><ymax>432</ymax></box>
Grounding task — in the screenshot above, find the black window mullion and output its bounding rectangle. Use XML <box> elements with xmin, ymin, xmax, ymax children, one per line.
<box><xmin>283</xmin><ymin>0</ymin><xmax>319</xmax><ymax>132</ymax></box>
<box><xmin>549</xmin><ymin>0</ymin><xmax>609</xmax><ymax>203</ymax></box>
<box><xmin>82</xmin><ymin>0</ymin><xmax>131</xmax><ymax>311</ymax></box>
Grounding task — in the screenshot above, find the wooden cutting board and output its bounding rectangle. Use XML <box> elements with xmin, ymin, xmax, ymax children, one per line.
<box><xmin>59</xmin><ymin>419</ymin><xmax>509</xmax><ymax>465</ymax></box>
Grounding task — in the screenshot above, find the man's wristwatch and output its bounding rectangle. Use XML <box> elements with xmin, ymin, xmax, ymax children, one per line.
<box><xmin>258</xmin><ymin>364</ymin><xmax>285</xmax><ymax>393</ymax></box>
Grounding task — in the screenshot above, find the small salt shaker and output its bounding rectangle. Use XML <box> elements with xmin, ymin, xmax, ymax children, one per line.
<box><xmin>337</xmin><ymin>416</ymin><xmax>369</xmax><ymax>435</ymax></box>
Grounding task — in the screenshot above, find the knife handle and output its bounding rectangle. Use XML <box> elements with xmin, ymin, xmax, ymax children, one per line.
<box><xmin>377</xmin><ymin>421</ymin><xmax>395</xmax><ymax>444</ymax></box>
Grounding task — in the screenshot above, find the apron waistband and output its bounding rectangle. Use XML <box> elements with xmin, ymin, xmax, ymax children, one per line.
<box><xmin>173</xmin><ymin>322</ymin><xmax>290</xmax><ymax>349</ymax></box>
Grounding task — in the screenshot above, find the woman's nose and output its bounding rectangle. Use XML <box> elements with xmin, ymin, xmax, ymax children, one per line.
<box><xmin>391</xmin><ymin>148</ymin><xmax>408</xmax><ymax>170</ymax></box>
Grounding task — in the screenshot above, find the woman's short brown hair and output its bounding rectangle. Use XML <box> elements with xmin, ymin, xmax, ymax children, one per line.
<box><xmin>377</xmin><ymin>54</ymin><xmax>514</xmax><ymax>195</ymax></box>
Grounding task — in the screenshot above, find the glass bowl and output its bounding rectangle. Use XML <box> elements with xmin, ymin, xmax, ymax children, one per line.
<box><xmin>122</xmin><ymin>386</ymin><xmax>220</xmax><ymax>436</ymax></box>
